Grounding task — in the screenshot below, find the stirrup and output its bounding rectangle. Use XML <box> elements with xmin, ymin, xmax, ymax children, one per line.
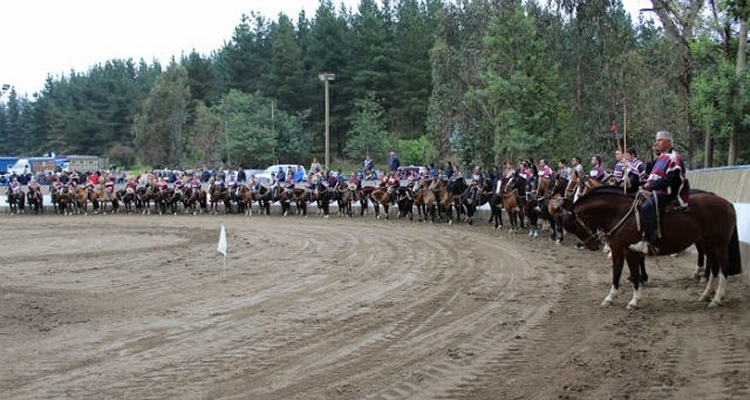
<box><xmin>628</xmin><ymin>240</ymin><xmax>651</xmax><ymax>255</ymax></box>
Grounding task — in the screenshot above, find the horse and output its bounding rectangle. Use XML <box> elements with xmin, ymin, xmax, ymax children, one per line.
<box><xmin>311</xmin><ymin>181</ymin><xmax>331</xmax><ymax>218</ymax></box>
<box><xmin>337</xmin><ymin>182</ymin><xmax>357</xmax><ymax>218</ymax></box>
<box><xmin>540</xmin><ymin>175</ymin><xmax>568</xmax><ymax>243</ymax></box>
<box><xmin>73</xmin><ymin>186</ymin><xmax>91</xmax><ymax>214</ymax></box>
<box><xmin>562</xmin><ymin>186</ymin><xmax>741</xmax><ymax>309</ymax></box>
<box><xmin>448</xmin><ymin>176</ymin><xmax>473</xmax><ymax>224</ymax></box>
<box><xmin>165</xmin><ymin>186</ymin><xmax>185</xmax><ymax>215</ymax></box>
<box><xmin>252</xmin><ymin>184</ymin><xmax>273</xmax><ymax>215</ymax></box>
<box><xmin>238</xmin><ymin>185</ymin><xmax>254</xmax><ymax>215</ymax></box>
<box><xmin>370</xmin><ymin>186</ymin><xmax>394</xmax><ymax>220</ymax></box>
<box><xmin>55</xmin><ymin>187</ymin><xmax>75</xmax><ymax>215</ymax></box>
<box><xmin>26</xmin><ymin>186</ymin><xmax>43</xmax><ymax>214</ymax></box>
<box><xmin>428</xmin><ymin>178</ymin><xmax>454</xmax><ymax>224</ymax></box>
<box><xmin>98</xmin><ymin>185</ymin><xmax>119</xmax><ymax>214</ymax></box>
<box><xmin>135</xmin><ymin>185</ymin><xmax>152</xmax><ymax>214</ymax></box>
<box><xmin>275</xmin><ymin>184</ymin><xmax>296</xmax><ymax>216</ymax></box>
<box><xmin>293</xmin><ymin>185</ymin><xmax>311</xmax><ymax>217</ymax></box>
<box><xmin>500</xmin><ymin>173</ymin><xmax>525</xmax><ymax>231</ymax></box>
<box><xmin>356</xmin><ymin>185</ymin><xmax>375</xmax><ymax>217</ymax></box>
<box><xmin>119</xmin><ymin>186</ymin><xmax>137</xmax><ymax>214</ymax></box>
<box><xmin>185</xmin><ymin>185</ymin><xmax>207</xmax><ymax>215</ymax></box>
<box><xmin>6</xmin><ymin>186</ymin><xmax>26</xmax><ymax>214</ymax></box>
<box><xmin>395</xmin><ymin>185</ymin><xmax>414</xmax><ymax>220</ymax></box>
<box><xmin>209</xmin><ymin>184</ymin><xmax>230</xmax><ymax>214</ymax></box>
<box><xmin>478</xmin><ymin>178</ymin><xmax>504</xmax><ymax>229</ymax></box>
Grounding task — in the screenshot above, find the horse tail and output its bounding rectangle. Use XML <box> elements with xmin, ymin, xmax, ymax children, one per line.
<box><xmin>727</xmin><ymin>224</ymin><xmax>742</xmax><ymax>276</ymax></box>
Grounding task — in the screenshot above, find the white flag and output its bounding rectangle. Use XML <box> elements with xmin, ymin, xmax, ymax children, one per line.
<box><xmin>217</xmin><ymin>225</ymin><xmax>228</xmax><ymax>256</ymax></box>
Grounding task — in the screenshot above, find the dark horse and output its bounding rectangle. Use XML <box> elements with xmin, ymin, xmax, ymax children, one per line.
<box><xmin>26</xmin><ymin>186</ymin><xmax>43</xmax><ymax>214</ymax></box>
<box><xmin>563</xmin><ymin>186</ymin><xmax>741</xmax><ymax>309</ymax></box>
<box><xmin>6</xmin><ymin>186</ymin><xmax>26</xmax><ymax>214</ymax></box>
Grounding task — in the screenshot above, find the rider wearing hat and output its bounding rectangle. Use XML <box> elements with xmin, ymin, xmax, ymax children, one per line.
<box><xmin>629</xmin><ymin>130</ymin><xmax>690</xmax><ymax>255</ymax></box>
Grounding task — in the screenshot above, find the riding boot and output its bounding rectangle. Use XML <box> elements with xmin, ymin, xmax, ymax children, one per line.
<box><xmin>629</xmin><ymin>209</ymin><xmax>657</xmax><ymax>254</ymax></box>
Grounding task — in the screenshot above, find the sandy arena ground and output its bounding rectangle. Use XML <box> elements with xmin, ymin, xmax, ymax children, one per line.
<box><xmin>1</xmin><ymin>210</ymin><xmax>749</xmax><ymax>399</ymax></box>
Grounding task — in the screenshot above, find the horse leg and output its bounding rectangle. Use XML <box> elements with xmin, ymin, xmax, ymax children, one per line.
<box><xmin>602</xmin><ymin>250</ymin><xmax>627</xmax><ymax>307</ymax></box>
<box><xmin>625</xmin><ymin>252</ymin><xmax>645</xmax><ymax>310</ymax></box>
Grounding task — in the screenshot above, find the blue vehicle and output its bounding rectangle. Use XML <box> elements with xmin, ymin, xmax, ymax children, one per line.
<box><xmin>0</xmin><ymin>156</ymin><xmax>19</xmax><ymax>174</ymax></box>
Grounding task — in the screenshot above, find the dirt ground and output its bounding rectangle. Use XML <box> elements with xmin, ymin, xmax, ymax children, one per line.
<box><xmin>1</xmin><ymin>211</ymin><xmax>749</xmax><ymax>400</ymax></box>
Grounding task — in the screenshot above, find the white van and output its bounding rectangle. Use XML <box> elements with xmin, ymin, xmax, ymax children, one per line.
<box><xmin>7</xmin><ymin>159</ymin><xmax>31</xmax><ymax>175</ymax></box>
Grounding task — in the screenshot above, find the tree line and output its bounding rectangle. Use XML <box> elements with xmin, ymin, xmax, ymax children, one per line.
<box><xmin>0</xmin><ymin>0</ymin><xmax>747</xmax><ymax>172</ymax></box>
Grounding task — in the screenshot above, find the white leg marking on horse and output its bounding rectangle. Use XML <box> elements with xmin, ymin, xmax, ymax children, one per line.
<box><xmin>626</xmin><ymin>286</ymin><xmax>642</xmax><ymax>310</ymax></box>
<box><xmin>691</xmin><ymin>265</ymin><xmax>702</xmax><ymax>280</ymax></box>
<box><xmin>709</xmin><ymin>273</ymin><xmax>727</xmax><ymax>308</ymax></box>
<box><xmin>700</xmin><ymin>274</ymin><xmax>716</xmax><ymax>302</ymax></box>
<box><xmin>601</xmin><ymin>285</ymin><xmax>619</xmax><ymax>306</ymax></box>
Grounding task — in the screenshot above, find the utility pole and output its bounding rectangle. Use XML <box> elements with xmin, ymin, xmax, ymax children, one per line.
<box><xmin>318</xmin><ymin>73</ymin><xmax>335</xmax><ymax>171</ymax></box>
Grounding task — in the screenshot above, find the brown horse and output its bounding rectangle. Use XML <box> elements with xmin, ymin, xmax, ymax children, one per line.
<box><xmin>26</xmin><ymin>186</ymin><xmax>43</xmax><ymax>214</ymax></box>
<box><xmin>563</xmin><ymin>186</ymin><xmax>741</xmax><ymax>309</ymax></box>
<box><xmin>98</xmin><ymin>185</ymin><xmax>119</xmax><ymax>214</ymax></box>
<box><xmin>275</xmin><ymin>185</ymin><xmax>296</xmax><ymax>216</ymax></box>
<box><xmin>356</xmin><ymin>185</ymin><xmax>375</xmax><ymax>216</ymax></box>
<box><xmin>500</xmin><ymin>173</ymin><xmax>525</xmax><ymax>231</ymax></box>
<box><xmin>540</xmin><ymin>175</ymin><xmax>568</xmax><ymax>243</ymax></box>
<box><xmin>427</xmin><ymin>178</ymin><xmax>454</xmax><ymax>224</ymax></box>
<box><xmin>74</xmin><ymin>186</ymin><xmax>91</xmax><ymax>214</ymax></box>
<box><xmin>369</xmin><ymin>187</ymin><xmax>392</xmax><ymax>219</ymax></box>
<box><xmin>337</xmin><ymin>183</ymin><xmax>356</xmax><ymax>218</ymax></box>
<box><xmin>239</xmin><ymin>185</ymin><xmax>254</xmax><ymax>215</ymax></box>
<box><xmin>6</xmin><ymin>186</ymin><xmax>25</xmax><ymax>214</ymax></box>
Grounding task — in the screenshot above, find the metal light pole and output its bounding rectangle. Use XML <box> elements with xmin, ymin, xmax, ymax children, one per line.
<box><xmin>318</xmin><ymin>73</ymin><xmax>335</xmax><ymax>171</ymax></box>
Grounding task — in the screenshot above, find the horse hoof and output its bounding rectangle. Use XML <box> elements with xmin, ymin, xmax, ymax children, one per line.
<box><xmin>600</xmin><ymin>298</ymin><xmax>613</xmax><ymax>307</ymax></box>
<box><xmin>626</xmin><ymin>302</ymin><xmax>638</xmax><ymax>310</ymax></box>
<box><xmin>708</xmin><ymin>299</ymin><xmax>722</xmax><ymax>308</ymax></box>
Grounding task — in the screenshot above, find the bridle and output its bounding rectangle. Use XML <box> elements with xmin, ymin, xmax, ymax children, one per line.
<box><xmin>571</xmin><ymin>195</ymin><xmax>641</xmax><ymax>247</ymax></box>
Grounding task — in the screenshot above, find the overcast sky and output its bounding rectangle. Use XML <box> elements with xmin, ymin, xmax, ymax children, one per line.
<box><xmin>1</xmin><ymin>0</ymin><xmax>649</xmax><ymax>98</ymax></box>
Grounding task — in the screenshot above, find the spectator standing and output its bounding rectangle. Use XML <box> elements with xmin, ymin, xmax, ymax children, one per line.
<box><xmin>388</xmin><ymin>151</ymin><xmax>400</xmax><ymax>172</ymax></box>
<box><xmin>363</xmin><ymin>154</ymin><xmax>374</xmax><ymax>173</ymax></box>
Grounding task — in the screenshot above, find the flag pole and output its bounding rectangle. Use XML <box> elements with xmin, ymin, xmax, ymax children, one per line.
<box><xmin>622</xmin><ymin>97</ymin><xmax>628</xmax><ymax>194</ymax></box>
<box><xmin>218</xmin><ymin>224</ymin><xmax>228</xmax><ymax>280</ymax></box>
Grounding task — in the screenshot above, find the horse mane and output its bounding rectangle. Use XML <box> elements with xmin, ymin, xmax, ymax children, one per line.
<box><xmin>574</xmin><ymin>186</ymin><xmax>635</xmax><ymax>209</ymax></box>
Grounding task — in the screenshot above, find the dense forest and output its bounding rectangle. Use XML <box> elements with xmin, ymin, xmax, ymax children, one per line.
<box><xmin>0</xmin><ymin>0</ymin><xmax>748</xmax><ymax>171</ymax></box>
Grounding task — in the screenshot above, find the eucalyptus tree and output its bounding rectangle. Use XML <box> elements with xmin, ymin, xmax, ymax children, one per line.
<box><xmin>132</xmin><ymin>62</ymin><xmax>190</xmax><ymax>168</ymax></box>
<box><xmin>214</xmin><ymin>12</ymin><xmax>272</xmax><ymax>94</ymax></box>
<box><xmin>427</xmin><ymin>0</ymin><xmax>493</xmax><ymax>163</ymax></box>
<box><xmin>264</xmin><ymin>14</ymin><xmax>308</xmax><ymax>112</ymax></box>
<box><xmin>481</xmin><ymin>1</ymin><xmax>567</xmax><ymax>164</ymax></box>
<box><xmin>391</xmin><ymin>0</ymin><xmax>439</xmax><ymax>137</ymax></box>
<box><xmin>308</xmin><ymin>0</ymin><xmax>353</xmax><ymax>157</ymax></box>
<box><xmin>214</xmin><ymin>89</ymin><xmax>311</xmax><ymax>168</ymax></box>
<box><xmin>344</xmin><ymin>92</ymin><xmax>392</xmax><ymax>161</ymax></box>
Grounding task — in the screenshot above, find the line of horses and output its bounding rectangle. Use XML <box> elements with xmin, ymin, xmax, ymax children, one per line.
<box><xmin>5</xmin><ymin>170</ymin><xmax>742</xmax><ymax>310</ymax></box>
<box><xmin>4</xmin><ymin>172</ymin><xmax>571</xmax><ymax>235</ymax></box>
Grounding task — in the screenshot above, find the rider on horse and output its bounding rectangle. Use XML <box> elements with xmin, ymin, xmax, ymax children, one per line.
<box><xmin>472</xmin><ymin>166</ymin><xmax>485</xmax><ymax>191</ymax></box>
<box><xmin>27</xmin><ymin>177</ymin><xmax>40</xmax><ymax>193</ymax></box>
<box><xmin>386</xmin><ymin>171</ymin><xmax>400</xmax><ymax>204</ymax></box>
<box><xmin>9</xmin><ymin>177</ymin><xmax>22</xmax><ymax>194</ymax></box>
<box><xmin>104</xmin><ymin>176</ymin><xmax>116</xmax><ymax>200</ymax></box>
<box><xmin>588</xmin><ymin>155</ymin><xmax>607</xmax><ymax>182</ymax></box>
<box><xmin>624</xmin><ymin>148</ymin><xmax>646</xmax><ymax>193</ymax></box>
<box><xmin>629</xmin><ymin>130</ymin><xmax>690</xmax><ymax>255</ymax></box>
